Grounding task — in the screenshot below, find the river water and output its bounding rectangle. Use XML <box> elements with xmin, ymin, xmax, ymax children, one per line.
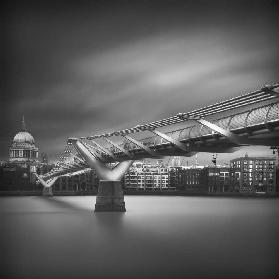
<box><xmin>0</xmin><ymin>196</ymin><xmax>278</xmax><ymax>279</ymax></box>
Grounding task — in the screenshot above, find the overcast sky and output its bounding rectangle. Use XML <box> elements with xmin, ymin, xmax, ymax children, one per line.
<box><xmin>1</xmin><ymin>0</ymin><xmax>278</xmax><ymax>164</ymax></box>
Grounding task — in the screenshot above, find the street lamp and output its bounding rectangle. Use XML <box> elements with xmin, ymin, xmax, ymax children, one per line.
<box><xmin>212</xmin><ymin>154</ymin><xmax>217</xmax><ymax>166</ymax></box>
<box><xmin>270</xmin><ymin>146</ymin><xmax>279</xmax><ymax>166</ymax></box>
<box><xmin>212</xmin><ymin>153</ymin><xmax>218</xmax><ymax>192</ymax></box>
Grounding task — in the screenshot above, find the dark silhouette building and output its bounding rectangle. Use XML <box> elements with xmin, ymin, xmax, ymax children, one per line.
<box><xmin>53</xmin><ymin>170</ymin><xmax>98</xmax><ymax>194</ymax></box>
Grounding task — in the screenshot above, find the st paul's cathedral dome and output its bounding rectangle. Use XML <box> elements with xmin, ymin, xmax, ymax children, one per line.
<box><xmin>9</xmin><ymin>116</ymin><xmax>39</xmax><ymax>164</ymax></box>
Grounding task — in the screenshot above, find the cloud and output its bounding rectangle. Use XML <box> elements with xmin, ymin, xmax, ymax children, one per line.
<box><xmin>2</xmin><ymin>1</ymin><xmax>278</xmax><ymax>161</ymax></box>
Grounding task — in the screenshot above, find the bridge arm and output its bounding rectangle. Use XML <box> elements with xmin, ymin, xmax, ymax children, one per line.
<box><xmin>261</xmin><ymin>85</ymin><xmax>279</xmax><ymax>97</ymax></box>
<box><xmin>35</xmin><ymin>174</ymin><xmax>58</xmax><ymax>188</ymax></box>
<box><xmin>123</xmin><ymin>135</ymin><xmax>158</xmax><ymax>157</ymax></box>
<box><xmin>68</xmin><ymin>138</ymin><xmax>134</xmax><ymax>180</ymax></box>
<box><xmin>150</xmin><ymin>130</ymin><xmax>189</xmax><ymax>151</ymax></box>
<box><xmin>81</xmin><ymin>141</ymin><xmax>105</xmax><ymax>162</ymax></box>
<box><xmin>194</xmin><ymin>118</ymin><xmax>246</xmax><ymax>145</ymax></box>
<box><xmin>58</xmin><ymin>161</ymin><xmax>82</xmax><ymax>169</ymax></box>
<box><xmin>55</xmin><ymin>165</ymin><xmax>73</xmax><ymax>172</ymax></box>
<box><xmin>102</xmin><ymin>137</ymin><xmax>133</xmax><ymax>158</ymax></box>
<box><xmin>90</xmin><ymin>140</ymin><xmax>118</xmax><ymax>160</ymax></box>
<box><xmin>70</xmin><ymin>153</ymin><xmax>88</xmax><ymax>165</ymax></box>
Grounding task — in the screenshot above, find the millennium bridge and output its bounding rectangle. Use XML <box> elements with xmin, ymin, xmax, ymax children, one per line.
<box><xmin>37</xmin><ymin>83</ymin><xmax>279</xmax><ymax>211</ymax></box>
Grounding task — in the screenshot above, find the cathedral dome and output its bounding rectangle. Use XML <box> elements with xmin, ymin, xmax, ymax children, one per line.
<box><xmin>13</xmin><ymin>131</ymin><xmax>35</xmax><ymax>145</ymax></box>
<box><xmin>9</xmin><ymin>116</ymin><xmax>39</xmax><ymax>164</ymax></box>
<box><xmin>12</xmin><ymin>116</ymin><xmax>36</xmax><ymax>147</ymax></box>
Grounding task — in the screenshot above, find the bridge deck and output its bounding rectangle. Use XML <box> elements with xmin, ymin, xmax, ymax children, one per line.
<box><xmin>42</xmin><ymin>84</ymin><xmax>279</xmax><ymax>180</ymax></box>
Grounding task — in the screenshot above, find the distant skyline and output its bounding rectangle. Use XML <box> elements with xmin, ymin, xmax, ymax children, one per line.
<box><xmin>1</xmin><ymin>0</ymin><xmax>278</xmax><ymax>164</ymax></box>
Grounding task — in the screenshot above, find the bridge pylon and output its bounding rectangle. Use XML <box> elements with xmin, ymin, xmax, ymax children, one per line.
<box><xmin>68</xmin><ymin>138</ymin><xmax>134</xmax><ymax>212</ymax></box>
<box><xmin>42</xmin><ymin>186</ymin><xmax>53</xmax><ymax>196</ymax></box>
<box><xmin>35</xmin><ymin>174</ymin><xmax>58</xmax><ymax>196</ymax></box>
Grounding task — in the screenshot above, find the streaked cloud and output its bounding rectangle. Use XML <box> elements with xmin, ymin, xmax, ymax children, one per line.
<box><xmin>1</xmin><ymin>1</ymin><xmax>278</xmax><ymax>162</ymax></box>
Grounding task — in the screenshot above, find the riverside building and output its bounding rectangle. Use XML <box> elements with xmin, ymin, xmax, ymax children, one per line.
<box><xmin>230</xmin><ymin>154</ymin><xmax>276</xmax><ymax>194</ymax></box>
<box><xmin>169</xmin><ymin>166</ymin><xmax>231</xmax><ymax>193</ymax></box>
<box><xmin>124</xmin><ymin>161</ymin><xmax>173</xmax><ymax>191</ymax></box>
<box><xmin>53</xmin><ymin>169</ymin><xmax>98</xmax><ymax>194</ymax></box>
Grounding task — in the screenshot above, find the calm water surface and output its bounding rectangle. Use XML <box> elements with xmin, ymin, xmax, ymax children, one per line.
<box><xmin>0</xmin><ymin>196</ymin><xmax>278</xmax><ymax>279</ymax></box>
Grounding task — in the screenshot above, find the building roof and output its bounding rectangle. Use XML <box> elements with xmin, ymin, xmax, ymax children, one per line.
<box><xmin>11</xmin><ymin>116</ymin><xmax>36</xmax><ymax>148</ymax></box>
<box><xmin>231</xmin><ymin>157</ymin><xmax>275</xmax><ymax>161</ymax></box>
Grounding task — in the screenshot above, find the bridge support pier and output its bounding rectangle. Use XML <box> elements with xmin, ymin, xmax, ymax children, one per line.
<box><xmin>95</xmin><ymin>180</ymin><xmax>125</xmax><ymax>212</ymax></box>
<box><xmin>42</xmin><ymin>186</ymin><xmax>53</xmax><ymax>196</ymax></box>
<box><xmin>68</xmin><ymin>138</ymin><xmax>133</xmax><ymax>212</ymax></box>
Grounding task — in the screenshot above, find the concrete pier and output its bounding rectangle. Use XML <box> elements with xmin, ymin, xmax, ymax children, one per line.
<box><xmin>42</xmin><ymin>186</ymin><xmax>53</xmax><ymax>196</ymax></box>
<box><xmin>95</xmin><ymin>180</ymin><xmax>126</xmax><ymax>212</ymax></box>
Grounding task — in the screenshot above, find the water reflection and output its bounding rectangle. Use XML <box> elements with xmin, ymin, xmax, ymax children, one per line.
<box><xmin>0</xmin><ymin>196</ymin><xmax>278</xmax><ymax>279</ymax></box>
